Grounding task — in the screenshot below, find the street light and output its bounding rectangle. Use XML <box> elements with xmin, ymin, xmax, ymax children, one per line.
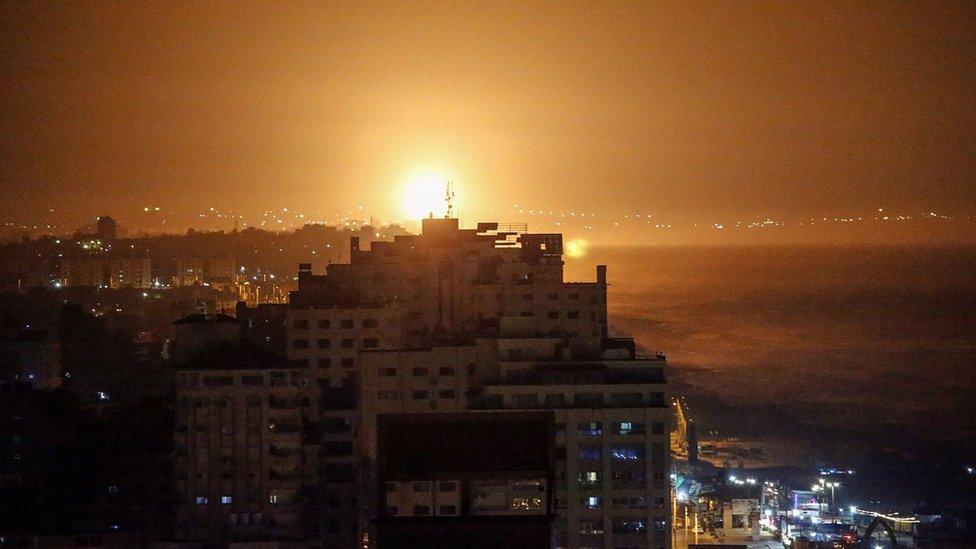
<box><xmin>814</xmin><ymin>479</ymin><xmax>840</xmax><ymax>513</ymax></box>
<box><xmin>812</xmin><ymin>483</ymin><xmax>825</xmax><ymax>516</ymax></box>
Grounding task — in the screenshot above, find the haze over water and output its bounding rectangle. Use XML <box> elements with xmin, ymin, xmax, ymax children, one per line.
<box><xmin>566</xmin><ymin>244</ymin><xmax>976</xmax><ymax>495</ymax></box>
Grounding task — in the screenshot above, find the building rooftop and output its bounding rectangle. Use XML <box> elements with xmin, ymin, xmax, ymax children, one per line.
<box><xmin>172</xmin><ymin>313</ymin><xmax>239</xmax><ymax>325</ymax></box>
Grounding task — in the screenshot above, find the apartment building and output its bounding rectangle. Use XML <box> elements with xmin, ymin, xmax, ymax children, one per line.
<box><xmin>60</xmin><ymin>257</ymin><xmax>106</xmax><ymax>287</ymax></box>
<box><xmin>108</xmin><ymin>258</ymin><xmax>152</xmax><ymax>289</ymax></box>
<box><xmin>481</xmin><ymin>340</ymin><xmax>671</xmax><ymax>549</ymax></box>
<box><xmin>266</xmin><ymin>217</ymin><xmax>672</xmax><ymax>548</ymax></box>
<box><xmin>171</xmin><ymin>313</ymin><xmax>313</xmax><ymax>543</ymax></box>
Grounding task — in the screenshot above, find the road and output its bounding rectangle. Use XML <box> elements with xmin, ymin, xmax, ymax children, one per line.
<box><xmin>672</xmin><ymin>528</ymin><xmax>785</xmax><ymax>549</ymax></box>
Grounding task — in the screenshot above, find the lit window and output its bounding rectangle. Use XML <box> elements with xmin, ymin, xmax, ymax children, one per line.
<box><xmin>269</xmin><ymin>493</ymin><xmax>278</xmax><ymax>504</ymax></box>
<box><xmin>612</xmin><ymin>446</ymin><xmax>645</xmax><ymax>460</ymax></box>
<box><xmin>221</xmin><ymin>495</ymin><xmax>232</xmax><ymax>504</ymax></box>
<box><xmin>583</xmin><ymin>496</ymin><xmax>601</xmax><ymax>509</ymax></box>
<box><xmin>195</xmin><ymin>496</ymin><xmax>208</xmax><ymax>505</ymax></box>
<box><xmin>579</xmin><ymin>471</ymin><xmax>600</xmax><ymax>484</ymax></box>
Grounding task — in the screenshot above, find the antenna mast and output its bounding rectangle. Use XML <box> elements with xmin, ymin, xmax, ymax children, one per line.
<box><xmin>445</xmin><ymin>181</ymin><xmax>455</xmax><ymax>219</ymax></box>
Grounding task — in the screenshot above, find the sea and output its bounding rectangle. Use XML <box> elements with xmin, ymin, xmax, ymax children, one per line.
<box><xmin>565</xmin><ymin>244</ymin><xmax>976</xmax><ymax>507</ymax></box>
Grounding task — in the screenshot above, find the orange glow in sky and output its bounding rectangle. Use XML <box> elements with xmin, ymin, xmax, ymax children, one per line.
<box><xmin>401</xmin><ymin>172</ymin><xmax>448</xmax><ymax>220</ymax></box>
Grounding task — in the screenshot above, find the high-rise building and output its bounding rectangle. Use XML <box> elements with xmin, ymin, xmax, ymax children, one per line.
<box><xmin>281</xmin><ymin>218</ymin><xmax>670</xmax><ymax>549</ymax></box>
<box><xmin>479</xmin><ymin>340</ymin><xmax>670</xmax><ymax>549</ymax></box>
<box><xmin>172</xmin><ymin>332</ymin><xmax>312</xmax><ymax>542</ymax></box>
<box><xmin>181</xmin><ymin>219</ymin><xmax>669</xmax><ymax>546</ymax></box>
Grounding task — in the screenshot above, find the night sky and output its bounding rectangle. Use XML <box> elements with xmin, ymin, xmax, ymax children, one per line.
<box><xmin>2</xmin><ymin>2</ymin><xmax>975</xmax><ymax>229</ymax></box>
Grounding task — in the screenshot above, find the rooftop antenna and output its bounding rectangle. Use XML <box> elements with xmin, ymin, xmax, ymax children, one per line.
<box><xmin>445</xmin><ymin>181</ymin><xmax>455</xmax><ymax>219</ymax></box>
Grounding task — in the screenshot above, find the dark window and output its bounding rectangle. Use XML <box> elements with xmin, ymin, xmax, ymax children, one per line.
<box><xmin>317</xmin><ymin>338</ymin><xmax>330</xmax><ymax>349</ymax></box>
<box><xmin>574</xmin><ymin>392</ymin><xmax>605</xmax><ymax>407</ymax></box>
<box><xmin>341</xmin><ymin>338</ymin><xmax>354</xmax><ymax>349</ymax></box>
<box><xmin>292</xmin><ymin>339</ymin><xmax>309</xmax><ymax>349</ymax></box>
<box><xmin>521</xmin><ymin>293</ymin><xmax>533</xmax><ymax>301</ymax></box>
<box><xmin>363</xmin><ymin>338</ymin><xmax>379</xmax><ymax>348</ymax></box>
<box><xmin>569</xmin><ymin>292</ymin><xmax>579</xmax><ymax>300</ymax></box>
<box><xmin>611</xmin><ymin>392</ymin><xmax>643</xmax><ymax>406</ymax></box>
<box><xmin>318</xmin><ymin>358</ymin><xmax>332</xmax><ymax>368</ymax></box>
<box><xmin>317</xmin><ymin>319</ymin><xmax>330</xmax><ymax>329</ymax></box>
<box><xmin>579</xmin><ymin>447</ymin><xmax>602</xmax><ymax>460</ymax></box>
<box><xmin>437</xmin><ymin>389</ymin><xmax>456</xmax><ymax>399</ymax></box>
<box><xmin>411</xmin><ymin>390</ymin><xmax>429</xmax><ymax>399</ymax></box>
<box><xmin>379</xmin><ymin>367</ymin><xmax>397</xmax><ymax>377</ymax></box>
<box><xmin>412</xmin><ymin>505</ymin><xmax>430</xmax><ymax>516</ymax></box>
<box><xmin>341</xmin><ymin>358</ymin><xmax>354</xmax><ymax>368</ymax></box>
<box><xmin>203</xmin><ymin>376</ymin><xmax>233</xmax><ymax>386</ymax></box>
<box><xmin>545</xmin><ymin>393</ymin><xmax>566</xmax><ymax>408</ymax></box>
<box><xmin>438</xmin><ymin>481</ymin><xmax>457</xmax><ymax>491</ymax></box>
<box><xmin>362</xmin><ymin>318</ymin><xmax>378</xmax><ymax>328</ymax></box>
<box><xmin>567</xmin><ymin>310</ymin><xmax>580</xmax><ymax>319</ymax></box>
<box><xmin>651</xmin><ymin>422</ymin><xmax>665</xmax><ymax>435</ymax></box>
<box><xmin>412</xmin><ymin>367</ymin><xmax>428</xmax><ymax>376</ymax></box>
<box><xmin>242</xmin><ymin>376</ymin><xmax>263</xmax><ymax>386</ymax></box>
<box><xmin>340</xmin><ymin>319</ymin><xmax>354</xmax><ymax>329</ymax></box>
<box><xmin>437</xmin><ymin>505</ymin><xmax>457</xmax><ymax>515</ymax></box>
<box><xmin>321</xmin><ymin>441</ymin><xmax>353</xmax><ymax>457</ymax></box>
<box><xmin>548</xmin><ymin>292</ymin><xmax>559</xmax><ymax>300</ymax></box>
<box><xmin>293</xmin><ymin>319</ymin><xmax>309</xmax><ymax>329</ymax></box>
<box><xmin>547</xmin><ymin>311</ymin><xmax>559</xmax><ymax>319</ymax></box>
<box><xmin>438</xmin><ymin>366</ymin><xmax>455</xmax><ymax>376</ymax></box>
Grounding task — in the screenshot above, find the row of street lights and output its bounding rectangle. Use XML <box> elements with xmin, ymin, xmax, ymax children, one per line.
<box><xmin>812</xmin><ymin>478</ymin><xmax>840</xmax><ymax>513</ymax></box>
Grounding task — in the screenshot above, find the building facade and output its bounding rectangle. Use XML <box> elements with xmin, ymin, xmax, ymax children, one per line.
<box><xmin>188</xmin><ymin>218</ymin><xmax>672</xmax><ymax>548</ymax></box>
<box><xmin>173</xmin><ymin>342</ymin><xmax>312</xmax><ymax>542</ymax></box>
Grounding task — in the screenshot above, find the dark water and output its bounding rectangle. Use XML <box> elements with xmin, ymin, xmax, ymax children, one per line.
<box><xmin>566</xmin><ymin>245</ymin><xmax>976</xmax><ymax>503</ymax></box>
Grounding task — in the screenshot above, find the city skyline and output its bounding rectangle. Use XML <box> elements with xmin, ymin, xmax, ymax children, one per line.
<box><xmin>2</xmin><ymin>2</ymin><xmax>975</xmax><ymax>547</ymax></box>
<box><xmin>2</xmin><ymin>2</ymin><xmax>976</xmax><ymax>230</ymax></box>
